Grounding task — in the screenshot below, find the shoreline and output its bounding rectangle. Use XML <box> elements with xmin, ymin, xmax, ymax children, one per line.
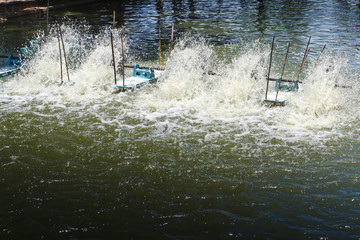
<box><xmin>0</xmin><ymin>0</ymin><xmax>101</xmax><ymax>19</ymax></box>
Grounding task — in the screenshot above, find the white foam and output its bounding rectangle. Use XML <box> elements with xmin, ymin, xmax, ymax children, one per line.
<box><xmin>1</xmin><ymin>24</ymin><xmax>358</xmax><ymax>146</ymax></box>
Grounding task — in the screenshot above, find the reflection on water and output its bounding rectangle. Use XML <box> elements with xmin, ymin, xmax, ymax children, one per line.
<box><xmin>1</xmin><ymin>0</ymin><xmax>360</xmax><ymax>68</ymax></box>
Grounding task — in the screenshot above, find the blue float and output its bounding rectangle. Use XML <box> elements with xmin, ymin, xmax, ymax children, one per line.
<box><xmin>0</xmin><ymin>55</ymin><xmax>21</xmax><ymax>78</ymax></box>
<box><xmin>116</xmin><ymin>64</ymin><xmax>158</xmax><ymax>91</ymax></box>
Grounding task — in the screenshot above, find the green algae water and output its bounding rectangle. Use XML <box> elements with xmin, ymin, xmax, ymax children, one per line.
<box><xmin>1</xmin><ymin>0</ymin><xmax>360</xmax><ymax>239</ymax></box>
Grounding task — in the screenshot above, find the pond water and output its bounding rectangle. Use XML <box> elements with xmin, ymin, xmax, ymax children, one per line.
<box><xmin>1</xmin><ymin>0</ymin><xmax>360</xmax><ymax>239</ymax></box>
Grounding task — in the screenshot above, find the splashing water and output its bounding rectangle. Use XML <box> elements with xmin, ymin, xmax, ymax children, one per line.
<box><xmin>0</xmin><ymin>23</ymin><xmax>359</xmax><ymax>146</ymax></box>
<box><xmin>1</xmin><ymin>13</ymin><xmax>360</xmax><ymax>239</ymax></box>
<box><xmin>4</xmin><ymin>23</ymin><xmax>130</xmax><ymax>100</ymax></box>
<box><xmin>137</xmin><ymin>37</ymin><xmax>268</xmax><ymax>119</ymax></box>
<box><xmin>283</xmin><ymin>53</ymin><xmax>359</xmax><ymax>129</ymax></box>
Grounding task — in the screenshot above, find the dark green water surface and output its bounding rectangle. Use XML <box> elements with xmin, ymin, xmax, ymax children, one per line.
<box><xmin>1</xmin><ymin>0</ymin><xmax>360</xmax><ymax>239</ymax></box>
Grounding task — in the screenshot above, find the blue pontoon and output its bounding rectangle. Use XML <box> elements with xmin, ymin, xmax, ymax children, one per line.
<box><xmin>0</xmin><ymin>55</ymin><xmax>21</xmax><ymax>78</ymax></box>
<box><xmin>116</xmin><ymin>64</ymin><xmax>159</xmax><ymax>91</ymax></box>
<box><xmin>0</xmin><ymin>39</ymin><xmax>39</xmax><ymax>78</ymax></box>
<box><xmin>264</xmin><ymin>78</ymin><xmax>299</xmax><ymax>107</ymax></box>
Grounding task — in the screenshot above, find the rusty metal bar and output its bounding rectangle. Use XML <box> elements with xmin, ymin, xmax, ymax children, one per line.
<box><xmin>111</xmin><ymin>11</ymin><xmax>117</xmax><ymax>85</ymax></box>
<box><xmin>159</xmin><ymin>23</ymin><xmax>161</xmax><ymax>66</ymax></box>
<box><xmin>275</xmin><ymin>41</ymin><xmax>290</xmax><ymax>101</ymax></box>
<box><xmin>266</xmin><ymin>77</ymin><xmax>302</xmax><ymax>83</ymax></box>
<box><xmin>58</xmin><ymin>24</ymin><xmax>70</xmax><ymax>83</ymax></box>
<box><xmin>297</xmin><ymin>36</ymin><xmax>311</xmax><ymax>80</ymax></box>
<box><xmin>316</xmin><ymin>44</ymin><xmax>326</xmax><ymax>62</ymax></box>
<box><xmin>121</xmin><ymin>31</ymin><xmax>125</xmax><ymax>89</ymax></box>
<box><xmin>335</xmin><ymin>84</ymin><xmax>352</xmax><ymax>89</ymax></box>
<box><xmin>123</xmin><ymin>64</ymin><xmax>165</xmax><ymax>71</ymax></box>
<box><xmin>169</xmin><ymin>23</ymin><xmax>174</xmax><ymax>57</ymax></box>
<box><xmin>265</xmin><ymin>36</ymin><xmax>275</xmax><ymax>100</ymax></box>
<box><xmin>56</xmin><ymin>26</ymin><xmax>63</xmax><ymax>85</ymax></box>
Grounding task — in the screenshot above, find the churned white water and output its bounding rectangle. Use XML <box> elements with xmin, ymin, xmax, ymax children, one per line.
<box><xmin>1</xmin><ymin>2</ymin><xmax>360</xmax><ymax>239</ymax></box>
<box><xmin>1</xmin><ymin>24</ymin><xmax>359</xmax><ymax>147</ymax></box>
